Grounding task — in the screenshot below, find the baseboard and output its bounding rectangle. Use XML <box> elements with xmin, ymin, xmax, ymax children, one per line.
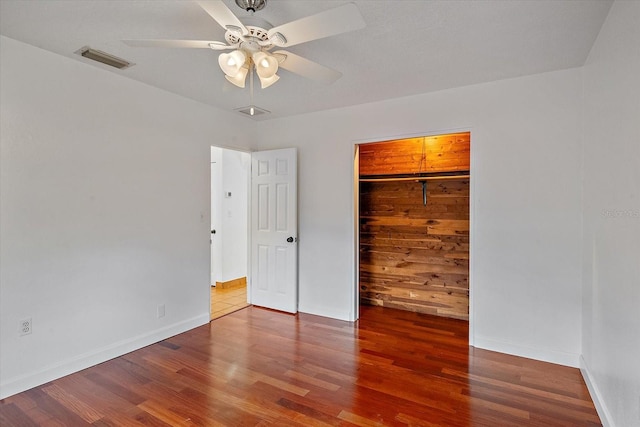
<box><xmin>580</xmin><ymin>355</ymin><xmax>615</xmax><ymax>427</ymax></box>
<box><xmin>216</xmin><ymin>276</ymin><xmax>246</xmax><ymax>290</ymax></box>
<box><xmin>298</xmin><ymin>303</ymin><xmax>352</xmax><ymax>322</ymax></box>
<box><xmin>473</xmin><ymin>335</ymin><xmax>580</xmax><ymax>368</ymax></box>
<box><xmin>0</xmin><ymin>313</ymin><xmax>210</xmax><ymax>400</ymax></box>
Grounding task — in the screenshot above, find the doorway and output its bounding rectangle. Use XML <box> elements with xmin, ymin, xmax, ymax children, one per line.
<box><xmin>356</xmin><ymin>132</ymin><xmax>471</xmax><ymax>322</ymax></box>
<box><xmin>210</xmin><ymin>146</ymin><xmax>251</xmax><ymax>319</ymax></box>
<box><xmin>210</xmin><ymin>147</ymin><xmax>299</xmax><ymax>319</ymax></box>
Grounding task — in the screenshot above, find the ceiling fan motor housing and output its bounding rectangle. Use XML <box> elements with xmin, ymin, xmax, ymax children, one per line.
<box><xmin>235</xmin><ymin>0</ymin><xmax>266</xmax><ymax>13</ymax></box>
<box><xmin>225</xmin><ymin>25</ymin><xmax>270</xmax><ymax>46</ymax></box>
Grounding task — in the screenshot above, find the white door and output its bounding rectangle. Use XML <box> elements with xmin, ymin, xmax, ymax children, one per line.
<box><xmin>251</xmin><ymin>148</ymin><xmax>298</xmax><ymax>313</ymax></box>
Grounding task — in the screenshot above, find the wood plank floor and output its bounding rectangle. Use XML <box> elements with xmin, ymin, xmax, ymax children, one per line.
<box><xmin>0</xmin><ymin>306</ymin><xmax>601</xmax><ymax>426</ymax></box>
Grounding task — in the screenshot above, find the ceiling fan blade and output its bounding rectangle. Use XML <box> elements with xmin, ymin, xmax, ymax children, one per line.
<box><xmin>267</xmin><ymin>3</ymin><xmax>365</xmax><ymax>48</ymax></box>
<box><xmin>273</xmin><ymin>50</ymin><xmax>342</xmax><ymax>84</ymax></box>
<box><xmin>196</xmin><ymin>0</ymin><xmax>249</xmax><ymax>36</ymax></box>
<box><xmin>123</xmin><ymin>39</ymin><xmax>233</xmax><ymax>49</ymax></box>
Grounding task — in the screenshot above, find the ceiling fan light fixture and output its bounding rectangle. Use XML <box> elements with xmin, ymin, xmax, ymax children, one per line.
<box><xmin>225</xmin><ymin>66</ymin><xmax>249</xmax><ymax>88</ymax></box>
<box><xmin>218</xmin><ymin>50</ymin><xmax>247</xmax><ymax>77</ymax></box>
<box><xmin>258</xmin><ymin>73</ymin><xmax>279</xmax><ymax>89</ymax></box>
<box><xmin>253</xmin><ymin>51</ymin><xmax>278</xmax><ymax>79</ymax></box>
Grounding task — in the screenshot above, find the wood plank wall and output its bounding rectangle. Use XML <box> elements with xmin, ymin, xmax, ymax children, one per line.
<box><xmin>359</xmin><ymin>133</ymin><xmax>470</xmax><ymax>320</ymax></box>
<box><xmin>359</xmin><ymin>133</ymin><xmax>470</xmax><ymax>175</ymax></box>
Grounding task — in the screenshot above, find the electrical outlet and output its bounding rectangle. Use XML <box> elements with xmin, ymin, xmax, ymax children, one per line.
<box><xmin>19</xmin><ymin>318</ymin><xmax>32</xmax><ymax>336</ymax></box>
<box><xmin>157</xmin><ymin>304</ymin><xmax>165</xmax><ymax>318</ymax></box>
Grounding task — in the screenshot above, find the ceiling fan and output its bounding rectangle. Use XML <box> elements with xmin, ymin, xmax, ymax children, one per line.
<box><xmin>124</xmin><ymin>0</ymin><xmax>366</xmax><ymax>89</ymax></box>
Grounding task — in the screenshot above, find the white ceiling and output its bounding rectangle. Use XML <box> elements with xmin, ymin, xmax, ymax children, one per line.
<box><xmin>0</xmin><ymin>0</ymin><xmax>612</xmax><ymax>121</ymax></box>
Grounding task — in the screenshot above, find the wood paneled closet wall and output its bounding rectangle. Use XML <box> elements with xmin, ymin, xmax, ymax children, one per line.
<box><xmin>359</xmin><ymin>132</ymin><xmax>470</xmax><ymax>320</ymax></box>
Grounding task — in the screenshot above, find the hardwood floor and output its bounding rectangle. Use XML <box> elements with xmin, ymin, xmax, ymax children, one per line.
<box><xmin>0</xmin><ymin>306</ymin><xmax>601</xmax><ymax>426</ymax></box>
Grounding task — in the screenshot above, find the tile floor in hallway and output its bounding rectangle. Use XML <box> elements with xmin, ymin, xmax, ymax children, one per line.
<box><xmin>210</xmin><ymin>285</ymin><xmax>249</xmax><ymax>319</ymax></box>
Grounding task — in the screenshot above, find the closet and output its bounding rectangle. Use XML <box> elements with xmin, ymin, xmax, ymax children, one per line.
<box><xmin>358</xmin><ymin>132</ymin><xmax>470</xmax><ymax>320</ymax></box>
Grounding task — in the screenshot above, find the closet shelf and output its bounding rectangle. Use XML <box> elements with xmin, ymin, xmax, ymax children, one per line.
<box><xmin>359</xmin><ymin>171</ymin><xmax>470</xmax><ymax>183</ymax></box>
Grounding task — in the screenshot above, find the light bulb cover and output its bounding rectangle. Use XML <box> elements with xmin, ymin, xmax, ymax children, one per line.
<box><xmin>225</xmin><ymin>66</ymin><xmax>249</xmax><ymax>88</ymax></box>
<box><xmin>258</xmin><ymin>73</ymin><xmax>279</xmax><ymax>89</ymax></box>
<box><xmin>218</xmin><ymin>50</ymin><xmax>247</xmax><ymax>77</ymax></box>
<box><xmin>252</xmin><ymin>52</ymin><xmax>278</xmax><ymax>79</ymax></box>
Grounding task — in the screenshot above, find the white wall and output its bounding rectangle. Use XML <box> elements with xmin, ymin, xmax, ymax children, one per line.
<box><xmin>254</xmin><ymin>67</ymin><xmax>584</xmax><ymax>367</ymax></box>
<box><xmin>220</xmin><ymin>149</ymin><xmax>250</xmax><ymax>282</ymax></box>
<box><xmin>0</xmin><ymin>36</ymin><xmax>253</xmax><ymax>399</ymax></box>
<box><xmin>581</xmin><ymin>1</ymin><xmax>640</xmax><ymax>426</ymax></box>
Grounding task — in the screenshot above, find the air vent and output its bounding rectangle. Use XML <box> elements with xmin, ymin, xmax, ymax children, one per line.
<box><xmin>74</xmin><ymin>46</ymin><xmax>133</xmax><ymax>69</ymax></box>
<box><xmin>235</xmin><ymin>105</ymin><xmax>270</xmax><ymax>118</ymax></box>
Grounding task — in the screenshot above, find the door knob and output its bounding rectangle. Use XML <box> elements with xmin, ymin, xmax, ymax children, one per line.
<box><xmin>287</xmin><ymin>236</ymin><xmax>294</xmax><ymax>243</ymax></box>
<box><xmin>211</xmin><ymin>230</ymin><xmax>216</xmax><ymax>234</ymax></box>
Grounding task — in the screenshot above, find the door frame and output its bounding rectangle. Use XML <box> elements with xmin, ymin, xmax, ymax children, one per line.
<box><xmin>352</xmin><ymin>128</ymin><xmax>475</xmax><ymax>345</ymax></box>
<box><xmin>209</xmin><ymin>145</ymin><xmax>300</xmax><ymax>316</ymax></box>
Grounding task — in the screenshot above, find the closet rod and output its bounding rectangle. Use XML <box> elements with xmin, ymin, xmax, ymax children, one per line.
<box><xmin>359</xmin><ymin>174</ymin><xmax>469</xmax><ymax>183</ymax></box>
